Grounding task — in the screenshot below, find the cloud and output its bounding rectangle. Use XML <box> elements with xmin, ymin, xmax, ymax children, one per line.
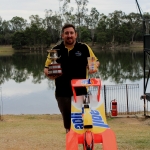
<box><xmin>0</xmin><ymin>0</ymin><xmax>149</xmax><ymax>21</ymax></box>
<box><xmin>0</xmin><ymin>0</ymin><xmax>59</xmax><ymax>21</ymax></box>
<box><xmin>0</xmin><ymin>10</ymin><xmax>45</xmax><ymax>21</ymax></box>
<box><xmin>2</xmin><ymin>77</ymin><xmax>48</xmax><ymax>97</ymax></box>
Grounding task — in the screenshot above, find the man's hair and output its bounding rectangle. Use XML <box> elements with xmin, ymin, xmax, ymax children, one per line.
<box><xmin>61</xmin><ymin>23</ymin><xmax>76</xmax><ymax>33</ymax></box>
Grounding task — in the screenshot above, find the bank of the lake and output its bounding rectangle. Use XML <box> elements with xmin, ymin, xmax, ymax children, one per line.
<box><xmin>90</xmin><ymin>42</ymin><xmax>143</xmax><ymax>52</ymax></box>
<box><xmin>0</xmin><ymin>45</ymin><xmax>15</xmax><ymax>56</ymax></box>
<box><xmin>0</xmin><ymin>42</ymin><xmax>144</xmax><ymax>54</ymax></box>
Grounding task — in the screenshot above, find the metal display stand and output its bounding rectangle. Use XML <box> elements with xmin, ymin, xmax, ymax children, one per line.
<box><xmin>135</xmin><ymin>0</ymin><xmax>150</xmax><ymax>116</ymax></box>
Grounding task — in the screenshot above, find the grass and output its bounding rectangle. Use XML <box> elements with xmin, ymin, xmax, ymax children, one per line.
<box><xmin>0</xmin><ymin>46</ymin><xmax>15</xmax><ymax>56</ymax></box>
<box><xmin>129</xmin><ymin>42</ymin><xmax>143</xmax><ymax>52</ymax></box>
<box><xmin>0</xmin><ymin>45</ymin><xmax>14</xmax><ymax>51</ymax></box>
<box><xmin>0</xmin><ymin>115</ymin><xmax>150</xmax><ymax>150</ymax></box>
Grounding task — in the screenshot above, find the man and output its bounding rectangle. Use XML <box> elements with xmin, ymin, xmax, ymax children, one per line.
<box><xmin>44</xmin><ymin>24</ymin><xmax>100</xmax><ymax>133</ymax></box>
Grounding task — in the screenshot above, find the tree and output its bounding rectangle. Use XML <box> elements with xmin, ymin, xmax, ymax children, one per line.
<box><xmin>38</xmin><ymin>28</ymin><xmax>51</xmax><ymax>50</ymax></box>
<box><xmin>80</xmin><ymin>26</ymin><xmax>90</xmax><ymax>42</ymax></box>
<box><xmin>107</xmin><ymin>10</ymin><xmax>125</xmax><ymax>45</ymax></box>
<box><xmin>1</xmin><ymin>20</ymin><xmax>12</xmax><ymax>45</ymax></box>
<box><xmin>75</xmin><ymin>0</ymin><xmax>89</xmax><ymax>41</ymax></box>
<box><xmin>84</xmin><ymin>15</ymin><xmax>91</xmax><ymax>29</ymax></box>
<box><xmin>44</xmin><ymin>10</ymin><xmax>62</xmax><ymax>43</ymax></box>
<box><xmin>96</xmin><ymin>14</ymin><xmax>109</xmax><ymax>47</ymax></box>
<box><xmin>10</xmin><ymin>16</ymin><xmax>27</xmax><ymax>32</ymax></box>
<box><xmin>29</xmin><ymin>15</ymin><xmax>43</xmax><ymax>27</ymax></box>
<box><xmin>89</xmin><ymin>7</ymin><xmax>100</xmax><ymax>45</ymax></box>
<box><xmin>126</xmin><ymin>12</ymin><xmax>141</xmax><ymax>43</ymax></box>
<box><xmin>116</xmin><ymin>24</ymin><xmax>130</xmax><ymax>45</ymax></box>
<box><xmin>12</xmin><ymin>31</ymin><xmax>26</xmax><ymax>49</ymax></box>
<box><xmin>61</xmin><ymin>0</ymin><xmax>73</xmax><ymax>23</ymax></box>
<box><xmin>0</xmin><ymin>16</ymin><xmax>2</xmax><ymax>32</ymax></box>
<box><xmin>0</xmin><ymin>17</ymin><xmax>3</xmax><ymax>44</ymax></box>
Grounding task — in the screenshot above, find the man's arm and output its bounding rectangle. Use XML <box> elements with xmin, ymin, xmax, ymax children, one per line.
<box><xmin>44</xmin><ymin>53</ymin><xmax>62</xmax><ymax>80</ymax></box>
<box><xmin>44</xmin><ymin>53</ymin><xmax>51</xmax><ymax>76</ymax></box>
<box><xmin>44</xmin><ymin>67</ymin><xmax>49</xmax><ymax>77</ymax></box>
<box><xmin>44</xmin><ymin>53</ymin><xmax>56</xmax><ymax>80</ymax></box>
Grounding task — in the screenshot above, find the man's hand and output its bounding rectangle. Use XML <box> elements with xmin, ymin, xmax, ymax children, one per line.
<box><xmin>96</xmin><ymin>61</ymin><xmax>100</xmax><ymax>68</ymax></box>
<box><xmin>88</xmin><ymin>61</ymin><xmax>100</xmax><ymax>74</ymax></box>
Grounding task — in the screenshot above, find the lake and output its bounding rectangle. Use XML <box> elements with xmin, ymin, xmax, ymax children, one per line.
<box><xmin>0</xmin><ymin>50</ymin><xmax>149</xmax><ymax>114</ymax></box>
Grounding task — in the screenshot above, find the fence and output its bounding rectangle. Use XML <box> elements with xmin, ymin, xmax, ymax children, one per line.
<box><xmin>89</xmin><ymin>84</ymin><xmax>140</xmax><ymax>116</ymax></box>
<box><xmin>144</xmin><ymin>100</ymin><xmax>150</xmax><ymax>116</ymax></box>
<box><xmin>102</xmin><ymin>84</ymin><xmax>140</xmax><ymax>116</ymax></box>
<box><xmin>0</xmin><ymin>83</ymin><xmax>140</xmax><ymax>117</ymax></box>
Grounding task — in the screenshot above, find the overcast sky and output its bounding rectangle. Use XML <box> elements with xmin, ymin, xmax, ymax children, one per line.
<box><xmin>0</xmin><ymin>0</ymin><xmax>150</xmax><ymax>22</ymax></box>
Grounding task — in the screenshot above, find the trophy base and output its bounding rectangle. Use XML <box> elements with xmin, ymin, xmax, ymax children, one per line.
<box><xmin>48</xmin><ymin>71</ymin><xmax>62</xmax><ymax>76</ymax></box>
<box><xmin>48</xmin><ymin>64</ymin><xmax>62</xmax><ymax>76</ymax></box>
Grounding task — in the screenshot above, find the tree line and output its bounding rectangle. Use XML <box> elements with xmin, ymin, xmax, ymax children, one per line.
<box><xmin>0</xmin><ymin>0</ymin><xmax>150</xmax><ymax>50</ymax></box>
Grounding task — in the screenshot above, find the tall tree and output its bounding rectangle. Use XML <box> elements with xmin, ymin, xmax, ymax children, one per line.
<box><xmin>126</xmin><ymin>12</ymin><xmax>141</xmax><ymax>43</ymax></box>
<box><xmin>61</xmin><ymin>0</ymin><xmax>73</xmax><ymax>23</ymax></box>
<box><xmin>89</xmin><ymin>7</ymin><xmax>100</xmax><ymax>45</ymax></box>
<box><xmin>10</xmin><ymin>16</ymin><xmax>27</xmax><ymax>32</ymax></box>
<box><xmin>1</xmin><ymin>20</ymin><xmax>11</xmax><ymax>45</ymax></box>
<box><xmin>96</xmin><ymin>14</ymin><xmax>108</xmax><ymax>48</ymax></box>
<box><xmin>29</xmin><ymin>24</ymin><xmax>39</xmax><ymax>50</ymax></box>
<box><xmin>75</xmin><ymin>0</ymin><xmax>89</xmax><ymax>41</ymax></box>
<box><xmin>107</xmin><ymin>10</ymin><xmax>125</xmax><ymax>46</ymax></box>
<box><xmin>29</xmin><ymin>15</ymin><xmax>44</xmax><ymax>28</ymax></box>
<box><xmin>0</xmin><ymin>17</ymin><xmax>3</xmax><ymax>44</ymax></box>
<box><xmin>44</xmin><ymin>10</ymin><xmax>62</xmax><ymax>43</ymax></box>
<box><xmin>12</xmin><ymin>31</ymin><xmax>26</xmax><ymax>49</ymax></box>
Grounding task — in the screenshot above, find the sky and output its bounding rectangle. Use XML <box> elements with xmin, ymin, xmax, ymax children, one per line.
<box><xmin>0</xmin><ymin>0</ymin><xmax>150</xmax><ymax>22</ymax></box>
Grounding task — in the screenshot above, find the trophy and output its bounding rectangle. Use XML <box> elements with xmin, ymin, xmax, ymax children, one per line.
<box><xmin>47</xmin><ymin>49</ymin><xmax>62</xmax><ymax>76</ymax></box>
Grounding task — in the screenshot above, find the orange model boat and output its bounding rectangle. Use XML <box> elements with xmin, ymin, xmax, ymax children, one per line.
<box><xmin>66</xmin><ymin>78</ymin><xmax>118</xmax><ymax>150</ymax></box>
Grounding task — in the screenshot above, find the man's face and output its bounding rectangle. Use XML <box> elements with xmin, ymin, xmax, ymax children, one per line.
<box><xmin>62</xmin><ymin>27</ymin><xmax>77</xmax><ymax>45</ymax></box>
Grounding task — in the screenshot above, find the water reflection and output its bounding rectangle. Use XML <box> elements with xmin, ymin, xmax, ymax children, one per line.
<box><xmin>0</xmin><ymin>51</ymin><xmax>145</xmax><ymax>114</ymax></box>
<box><xmin>0</xmin><ymin>51</ymin><xmax>144</xmax><ymax>85</ymax></box>
<box><xmin>1</xmin><ymin>77</ymin><xmax>58</xmax><ymax>114</ymax></box>
<box><xmin>97</xmin><ymin>51</ymin><xmax>143</xmax><ymax>83</ymax></box>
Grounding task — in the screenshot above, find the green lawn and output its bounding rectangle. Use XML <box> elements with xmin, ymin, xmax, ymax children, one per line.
<box><xmin>0</xmin><ymin>46</ymin><xmax>15</xmax><ymax>56</ymax></box>
<box><xmin>0</xmin><ymin>45</ymin><xmax>14</xmax><ymax>51</ymax></box>
<box><xmin>0</xmin><ymin>115</ymin><xmax>150</xmax><ymax>150</ymax></box>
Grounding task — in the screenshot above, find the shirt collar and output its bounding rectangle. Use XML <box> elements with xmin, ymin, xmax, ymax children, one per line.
<box><xmin>61</xmin><ymin>41</ymin><xmax>77</xmax><ymax>51</ymax></box>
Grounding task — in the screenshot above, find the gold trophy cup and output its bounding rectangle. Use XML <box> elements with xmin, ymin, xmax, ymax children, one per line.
<box><xmin>47</xmin><ymin>49</ymin><xmax>62</xmax><ymax>76</ymax></box>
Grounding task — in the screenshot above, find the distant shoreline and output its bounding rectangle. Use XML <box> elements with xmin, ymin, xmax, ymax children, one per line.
<box><xmin>0</xmin><ymin>42</ymin><xmax>144</xmax><ymax>52</ymax></box>
<box><xmin>90</xmin><ymin>41</ymin><xmax>143</xmax><ymax>52</ymax></box>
